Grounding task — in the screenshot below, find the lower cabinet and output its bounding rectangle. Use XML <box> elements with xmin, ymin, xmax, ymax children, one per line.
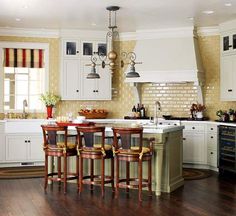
<box><xmin>182</xmin><ymin>122</ymin><xmax>208</xmax><ymax>165</ymax></box>
<box><xmin>206</xmin><ymin>124</ymin><xmax>218</xmax><ymax>168</ymax></box>
<box><xmin>183</xmin><ymin>131</ymin><xmax>207</xmax><ymax>164</ymax></box>
<box><xmin>5</xmin><ymin>134</ymin><xmax>44</xmax><ymax>163</ymax></box>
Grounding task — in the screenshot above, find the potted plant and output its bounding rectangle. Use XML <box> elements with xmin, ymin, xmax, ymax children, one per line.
<box><xmin>40</xmin><ymin>92</ymin><xmax>61</xmax><ymax>119</ymax></box>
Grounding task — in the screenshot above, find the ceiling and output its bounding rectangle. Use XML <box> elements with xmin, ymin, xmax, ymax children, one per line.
<box><xmin>1</xmin><ymin>0</ymin><xmax>236</xmax><ymax>32</ymax></box>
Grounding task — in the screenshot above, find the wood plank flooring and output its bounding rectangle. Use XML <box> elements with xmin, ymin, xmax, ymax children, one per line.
<box><xmin>0</xmin><ymin>172</ymin><xmax>236</xmax><ymax>216</ymax></box>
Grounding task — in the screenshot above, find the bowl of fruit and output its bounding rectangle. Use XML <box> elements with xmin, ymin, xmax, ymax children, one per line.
<box><xmin>78</xmin><ymin>109</ymin><xmax>108</xmax><ymax>119</ymax></box>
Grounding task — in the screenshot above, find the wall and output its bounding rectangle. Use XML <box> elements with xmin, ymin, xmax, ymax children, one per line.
<box><xmin>1</xmin><ymin>34</ymin><xmax>236</xmax><ymax>120</ymax></box>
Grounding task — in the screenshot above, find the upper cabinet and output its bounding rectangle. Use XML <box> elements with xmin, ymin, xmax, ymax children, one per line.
<box><xmin>220</xmin><ymin>20</ymin><xmax>236</xmax><ymax>101</ymax></box>
<box><xmin>63</xmin><ymin>40</ymin><xmax>80</xmax><ymax>58</ymax></box>
<box><xmin>60</xmin><ymin>36</ymin><xmax>111</xmax><ymax>101</ymax></box>
<box><xmin>81</xmin><ymin>41</ymin><xmax>107</xmax><ymax>58</ymax></box>
<box><xmin>80</xmin><ymin>60</ymin><xmax>111</xmax><ymax>100</ymax></box>
<box><xmin>220</xmin><ymin>55</ymin><xmax>236</xmax><ymax>101</ymax></box>
<box><xmin>221</xmin><ymin>32</ymin><xmax>236</xmax><ymax>55</ymax></box>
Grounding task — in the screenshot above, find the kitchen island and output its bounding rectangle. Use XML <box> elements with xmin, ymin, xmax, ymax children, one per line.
<box><xmin>69</xmin><ymin>119</ymin><xmax>184</xmax><ymax>196</ymax></box>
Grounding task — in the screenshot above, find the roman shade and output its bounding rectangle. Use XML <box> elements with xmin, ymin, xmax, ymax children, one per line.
<box><xmin>4</xmin><ymin>48</ymin><xmax>44</xmax><ymax>68</ymax></box>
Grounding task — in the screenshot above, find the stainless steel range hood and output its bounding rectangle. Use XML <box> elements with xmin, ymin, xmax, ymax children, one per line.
<box><xmin>125</xmin><ymin>27</ymin><xmax>204</xmax><ymax>85</ymax></box>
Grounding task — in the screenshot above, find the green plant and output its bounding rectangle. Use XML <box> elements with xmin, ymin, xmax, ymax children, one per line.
<box><xmin>40</xmin><ymin>92</ymin><xmax>61</xmax><ymax>106</ymax></box>
<box><xmin>216</xmin><ymin>110</ymin><xmax>224</xmax><ymax>117</ymax></box>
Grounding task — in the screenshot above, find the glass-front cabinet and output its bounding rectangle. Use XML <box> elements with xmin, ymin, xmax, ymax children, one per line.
<box><xmin>81</xmin><ymin>41</ymin><xmax>107</xmax><ymax>57</ymax></box>
<box><xmin>63</xmin><ymin>40</ymin><xmax>80</xmax><ymax>57</ymax></box>
<box><xmin>222</xmin><ymin>32</ymin><xmax>236</xmax><ymax>55</ymax></box>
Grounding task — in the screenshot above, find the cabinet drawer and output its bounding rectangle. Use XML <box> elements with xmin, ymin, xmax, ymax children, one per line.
<box><xmin>183</xmin><ymin>124</ymin><xmax>205</xmax><ymax>132</ymax></box>
<box><xmin>207</xmin><ymin>124</ymin><xmax>218</xmax><ymax>133</ymax></box>
<box><xmin>207</xmin><ymin>133</ymin><xmax>217</xmax><ymax>150</ymax></box>
<box><xmin>207</xmin><ymin>150</ymin><xmax>217</xmax><ymax>168</ymax></box>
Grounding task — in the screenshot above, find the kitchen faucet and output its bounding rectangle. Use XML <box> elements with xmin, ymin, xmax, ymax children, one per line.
<box><xmin>153</xmin><ymin>101</ymin><xmax>161</xmax><ymax>125</ymax></box>
<box><xmin>22</xmin><ymin>99</ymin><xmax>28</xmax><ymax>119</ymax></box>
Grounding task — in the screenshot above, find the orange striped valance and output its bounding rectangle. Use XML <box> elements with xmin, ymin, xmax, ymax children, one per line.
<box><xmin>4</xmin><ymin>48</ymin><xmax>44</xmax><ymax>68</ymax></box>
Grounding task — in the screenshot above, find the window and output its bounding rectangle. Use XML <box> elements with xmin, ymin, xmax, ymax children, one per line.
<box><xmin>0</xmin><ymin>42</ymin><xmax>49</xmax><ymax>113</ymax></box>
<box><xmin>4</xmin><ymin>67</ymin><xmax>45</xmax><ymax>111</ymax></box>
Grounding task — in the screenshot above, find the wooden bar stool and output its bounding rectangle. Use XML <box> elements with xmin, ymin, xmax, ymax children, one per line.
<box><xmin>41</xmin><ymin>125</ymin><xmax>79</xmax><ymax>194</ymax></box>
<box><xmin>112</xmin><ymin>126</ymin><xmax>154</xmax><ymax>201</ymax></box>
<box><xmin>76</xmin><ymin>126</ymin><xmax>114</xmax><ymax>197</ymax></box>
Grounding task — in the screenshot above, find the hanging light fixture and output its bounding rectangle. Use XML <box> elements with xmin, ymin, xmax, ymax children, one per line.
<box><xmin>86</xmin><ymin>6</ymin><xmax>141</xmax><ymax>79</ymax></box>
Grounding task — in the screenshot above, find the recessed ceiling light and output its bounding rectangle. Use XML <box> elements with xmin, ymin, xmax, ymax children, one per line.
<box><xmin>91</xmin><ymin>23</ymin><xmax>97</xmax><ymax>26</ymax></box>
<box><xmin>22</xmin><ymin>5</ymin><xmax>28</xmax><ymax>9</ymax></box>
<box><xmin>15</xmin><ymin>18</ymin><xmax>21</xmax><ymax>22</ymax></box>
<box><xmin>188</xmin><ymin>17</ymin><xmax>194</xmax><ymax>20</ymax></box>
<box><xmin>202</xmin><ymin>10</ymin><xmax>214</xmax><ymax>15</ymax></box>
<box><xmin>225</xmin><ymin>3</ymin><xmax>232</xmax><ymax>7</ymax></box>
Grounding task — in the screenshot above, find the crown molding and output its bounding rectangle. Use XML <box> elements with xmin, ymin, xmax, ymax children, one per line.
<box><xmin>197</xmin><ymin>26</ymin><xmax>219</xmax><ymax>36</ymax></box>
<box><xmin>59</xmin><ymin>29</ymin><xmax>107</xmax><ymax>39</ymax></box>
<box><xmin>0</xmin><ymin>27</ymin><xmax>60</xmax><ymax>38</ymax></box>
<box><xmin>120</xmin><ymin>26</ymin><xmax>195</xmax><ymax>41</ymax></box>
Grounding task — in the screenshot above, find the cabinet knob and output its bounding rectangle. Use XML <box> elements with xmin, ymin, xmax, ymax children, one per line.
<box><xmin>25</xmin><ymin>140</ymin><xmax>27</xmax><ymax>143</ymax></box>
<box><xmin>76</xmin><ymin>51</ymin><xmax>79</xmax><ymax>53</ymax></box>
<box><xmin>96</xmin><ymin>90</ymin><xmax>98</xmax><ymax>93</ymax></box>
<box><xmin>93</xmin><ymin>90</ymin><xmax>96</xmax><ymax>92</ymax></box>
<box><xmin>211</xmin><ymin>128</ymin><xmax>213</xmax><ymax>130</ymax></box>
<box><xmin>228</xmin><ymin>89</ymin><xmax>233</xmax><ymax>92</ymax></box>
<box><xmin>211</xmin><ymin>152</ymin><xmax>213</xmax><ymax>155</ymax></box>
<box><xmin>76</xmin><ymin>90</ymin><xmax>79</xmax><ymax>92</ymax></box>
<box><xmin>211</xmin><ymin>136</ymin><xmax>214</xmax><ymax>139</ymax></box>
<box><xmin>192</xmin><ymin>127</ymin><xmax>195</xmax><ymax>129</ymax></box>
<box><xmin>28</xmin><ymin>140</ymin><xmax>30</xmax><ymax>143</ymax></box>
<box><xmin>183</xmin><ymin>138</ymin><xmax>186</xmax><ymax>140</ymax></box>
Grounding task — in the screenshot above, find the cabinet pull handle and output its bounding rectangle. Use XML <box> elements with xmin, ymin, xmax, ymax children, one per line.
<box><xmin>228</xmin><ymin>45</ymin><xmax>232</xmax><ymax>48</ymax></box>
<box><xmin>183</xmin><ymin>138</ymin><xmax>186</xmax><ymax>140</ymax></box>
<box><xmin>228</xmin><ymin>89</ymin><xmax>233</xmax><ymax>92</ymax></box>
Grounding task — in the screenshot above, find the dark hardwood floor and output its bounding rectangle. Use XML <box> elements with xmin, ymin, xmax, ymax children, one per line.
<box><xmin>0</xmin><ymin>172</ymin><xmax>236</xmax><ymax>216</ymax></box>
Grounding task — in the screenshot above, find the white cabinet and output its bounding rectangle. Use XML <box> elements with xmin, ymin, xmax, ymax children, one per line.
<box><xmin>182</xmin><ymin>122</ymin><xmax>207</xmax><ymax>164</ymax></box>
<box><xmin>0</xmin><ymin>123</ymin><xmax>5</xmax><ymax>161</ymax></box>
<box><xmin>63</xmin><ymin>39</ymin><xmax>80</xmax><ymax>57</ymax></box>
<box><xmin>61</xmin><ymin>59</ymin><xmax>81</xmax><ymax>100</ymax></box>
<box><xmin>221</xmin><ymin>31</ymin><xmax>236</xmax><ymax>55</ymax></box>
<box><xmin>80</xmin><ymin>60</ymin><xmax>111</xmax><ymax>100</ymax></box>
<box><xmin>206</xmin><ymin>124</ymin><xmax>218</xmax><ymax>168</ymax></box>
<box><xmin>5</xmin><ymin>134</ymin><xmax>44</xmax><ymax>162</ymax></box>
<box><xmin>81</xmin><ymin>41</ymin><xmax>107</xmax><ymax>58</ymax></box>
<box><xmin>220</xmin><ymin>55</ymin><xmax>236</xmax><ymax>101</ymax></box>
<box><xmin>60</xmin><ymin>38</ymin><xmax>111</xmax><ymax>100</ymax></box>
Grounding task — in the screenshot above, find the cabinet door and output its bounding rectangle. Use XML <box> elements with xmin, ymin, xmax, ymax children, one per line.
<box><xmin>63</xmin><ymin>40</ymin><xmax>80</xmax><ymax>57</ymax></box>
<box><xmin>221</xmin><ymin>33</ymin><xmax>236</xmax><ymax>55</ymax></box>
<box><xmin>183</xmin><ymin>132</ymin><xmax>206</xmax><ymax>164</ymax></box>
<box><xmin>80</xmin><ymin>60</ymin><xmax>97</xmax><ymax>99</ymax></box>
<box><xmin>81</xmin><ymin>41</ymin><xmax>93</xmax><ymax>57</ymax></box>
<box><xmin>96</xmin><ymin>66</ymin><xmax>112</xmax><ymax>100</ymax></box>
<box><xmin>220</xmin><ymin>55</ymin><xmax>236</xmax><ymax>101</ymax></box>
<box><xmin>0</xmin><ymin>133</ymin><xmax>5</xmax><ymax>161</ymax></box>
<box><xmin>80</xmin><ymin>60</ymin><xmax>112</xmax><ymax>100</ymax></box>
<box><xmin>28</xmin><ymin>135</ymin><xmax>44</xmax><ymax>161</ymax></box>
<box><xmin>6</xmin><ymin>136</ymin><xmax>28</xmax><ymax>161</ymax></box>
<box><xmin>207</xmin><ymin>150</ymin><xmax>217</xmax><ymax>168</ymax></box>
<box><xmin>61</xmin><ymin>59</ymin><xmax>81</xmax><ymax>100</ymax></box>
